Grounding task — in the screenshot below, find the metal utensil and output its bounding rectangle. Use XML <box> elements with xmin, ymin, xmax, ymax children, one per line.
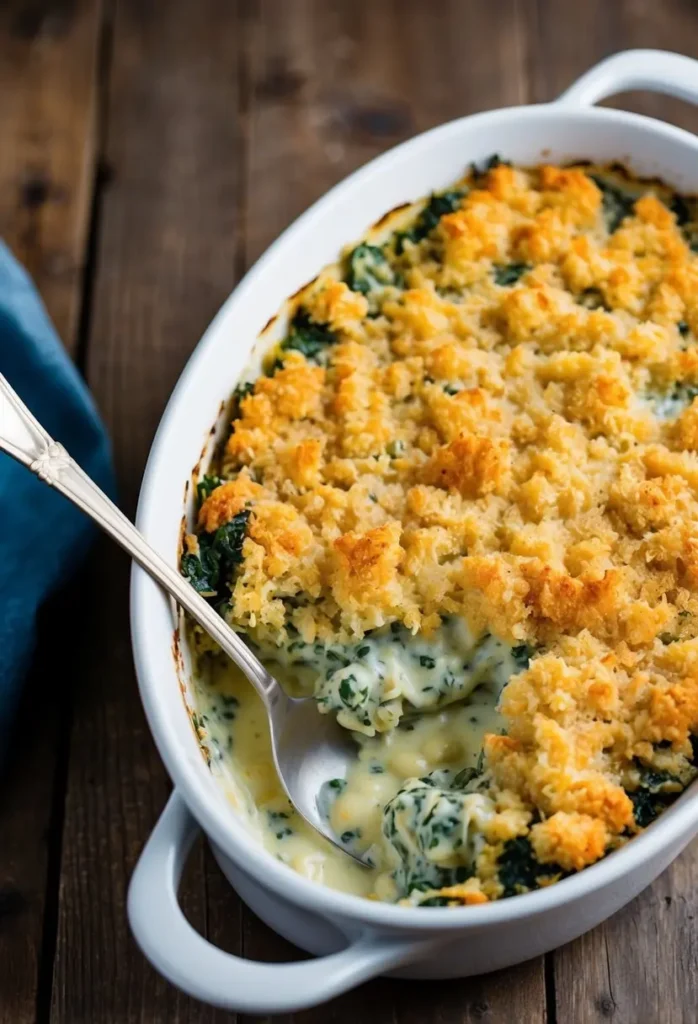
<box><xmin>0</xmin><ymin>373</ymin><xmax>365</xmax><ymax>864</ymax></box>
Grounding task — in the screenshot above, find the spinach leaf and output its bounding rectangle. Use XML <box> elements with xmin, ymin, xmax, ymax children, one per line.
<box><xmin>626</xmin><ymin>759</ymin><xmax>683</xmax><ymax>828</ymax></box>
<box><xmin>578</xmin><ymin>287</ymin><xmax>608</xmax><ymax>311</ymax></box>
<box><xmin>213</xmin><ymin>512</ymin><xmax>250</xmax><ymax>569</ymax></box>
<box><xmin>340</xmin><ymin>828</ymin><xmax>361</xmax><ymax>843</ymax></box>
<box><xmin>418</xmin><ymin>895</ymin><xmax>453</xmax><ymax>907</ymax></box>
<box><xmin>346</xmin><ymin>243</ymin><xmax>397</xmax><ymax>302</ymax></box>
<box><xmin>452</xmin><ymin>766</ymin><xmax>479</xmax><ymax>790</ymax></box>
<box><xmin>197</xmin><ymin>474</ymin><xmax>222</xmax><ymax>505</ymax></box>
<box><xmin>670</xmin><ymin>193</ymin><xmax>691</xmax><ymax>227</ymax></box>
<box><xmin>668</xmin><ymin>381</ymin><xmax>698</xmax><ymax>406</ymax></box>
<box><xmin>510</xmin><ymin>643</ymin><xmax>535</xmax><ymax>670</ymax></box>
<box><xmin>497</xmin><ymin>836</ymin><xmax>562</xmax><ymax>897</ymax></box>
<box><xmin>232</xmin><ymin>380</ymin><xmax>254</xmax><ymax>413</ymax></box>
<box><xmin>181</xmin><ymin>544</ymin><xmax>222</xmax><ymax>598</ymax></box>
<box><xmin>280</xmin><ymin>310</ymin><xmax>337</xmax><ymax>363</ymax></box>
<box><xmin>472</xmin><ymin>154</ymin><xmax>511</xmax><ymax>179</ymax></box>
<box><xmin>494</xmin><ymin>263</ymin><xmax>529</xmax><ymax>287</ymax></box>
<box><xmin>181</xmin><ymin>509</ymin><xmax>251</xmax><ymax>601</ymax></box>
<box><xmin>396</xmin><ymin>190</ymin><xmax>465</xmax><ymax>253</ymax></box>
<box><xmin>628</xmin><ymin>788</ymin><xmax>672</xmax><ymax>829</ymax></box>
<box><xmin>590</xmin><ymin>174</ymin><xmax>635</xmax><ymax>233</ymax></box>
<box><xmin>678</xmin><ymin>321</ymin><xmax>690</xmax><ymax>337</ymax></box>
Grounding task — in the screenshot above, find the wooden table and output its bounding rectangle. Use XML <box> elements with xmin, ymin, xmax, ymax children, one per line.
<box><xmin>2</xmin><ymin>1</ymin><xmax>698</xmax><ymax>1021</ymax></box>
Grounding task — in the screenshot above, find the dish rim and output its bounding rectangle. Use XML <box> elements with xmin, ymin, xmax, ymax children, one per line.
<box><xmin>131</xmin><ymin>98</ymin><xmax>698</xmax><ymax>929</ymax></box>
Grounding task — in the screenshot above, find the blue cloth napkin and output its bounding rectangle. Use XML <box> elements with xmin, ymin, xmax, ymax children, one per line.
<box><xmin>0</xmin><ymin>241</ymin><xmax>114</xmax><ymax>750</ymax></box>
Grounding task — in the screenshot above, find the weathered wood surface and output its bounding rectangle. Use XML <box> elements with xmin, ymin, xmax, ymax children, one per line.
<box><xmin>3</xmin><ymin>1</ymin><xmax>698</xmax><ymax>1022</ymax></box>
<box><xmin>0</xmin><ymin>3</ymin><xmax>103</xmax><ymax>1022</ymax></box>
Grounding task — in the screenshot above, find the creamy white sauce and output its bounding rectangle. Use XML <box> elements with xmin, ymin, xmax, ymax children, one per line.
<box><xmin>251</xmin><ymin>619</ymin><xmax>518</xmax><ymax>736</ymax></box>
<box><xmin>647</xmin><ymin>383</ymin><xmax>698</xmax><ymax>421</ymax></box>
<box><xmin>191</xmin><ymin>622</ymin><xmax>528</xmax><ymax>901</ymax></box>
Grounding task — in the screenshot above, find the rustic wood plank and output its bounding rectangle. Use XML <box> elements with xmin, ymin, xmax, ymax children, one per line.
<box><xmin>531</xmin><ymin>2</ymin><xmax>698</xmax><ymax>1021</ymax></box>
<box><xmin>48</xmin><ymin>2</ymin><xmax>245</xmax><ymax>1021</ymax></box>
<box><xmin>0</xmin><ymin>3</ymin><xmax>103</xmax><ymax>1023</ymax></box>
<box><xmin>0</xmin><ymin>0</ymin><xmax>102</xmax><ymax>350</ymax></box>
<box><xmin>243</xmin><ymin>0</ymin><xmax>530</xmax><ymax>268</ymax></box>
<box><xmin>208</xmin><ymin>2</ymin><xmax>546</xmax><ymax>1021</ymax></box>
<box><xmin>552</xmin><ymin>840</ymin><xmax>698</xmax><ymax>1024</ymax></box>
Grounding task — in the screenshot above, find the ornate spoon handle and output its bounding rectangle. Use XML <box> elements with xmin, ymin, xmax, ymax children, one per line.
<box><xmin>0</xmin><ymin>373</ymin><xmax>277</xmax><ymax>702</ymax></box>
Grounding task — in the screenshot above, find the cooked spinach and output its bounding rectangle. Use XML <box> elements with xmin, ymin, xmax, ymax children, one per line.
<box><xmin>197</xmin><ymin>474</ymin><xmax>222</xmax><ymax>505</ymax></box>
<box><xmin>663</xmin><ymin>193</ymin><xmax>698</xmax><ymax>250</ymax></box>
<box><xmin>338</xmin><ymin>675</ymin><xmax>369</xmax><ymax>710</ymax></box>
<box><xmin>395</xmin><ymin>190</ymin><xmax>465</xmax><ymax>253</ymax></box>
<box><xmin>635</xmin><ymin>762</ymin><xmax>677</xmax><ymax>791</ymax></box>
<box><xmin>346</xmin><ymin>243</ymin><xmax>397</xmax><ymax>304</ymax></box>
<box><xmin>494</xmin><ymin>263</ymin><xmax>529</xmax><ymax>287</ymax></box>
<box><xmin>497</xmin><ymin>835</ymin><xmax>562</xmax><ymax>897</ymax></box>
<box><xmin>676</xmin><ymin>382</ymin><xmax>698</xmax><ymax>402</ymax></box>
<box><xmin>628</xmin><ymin>788</ymin><xmax>673</xmax><ymax>828</ymax></box>
<box><xmin>578</xmin><ymin>287</ymin><xmax>608</xmax><ymax>311</ymax></box>
<box><xmin>452</xmin><ymin>759</ymin><xmax>482</xmax><ymax>790</ymax></box>
<box><xmin>590</xmin><ymin>174</ymin><xmax>636</xmax><ymax>233</ymax></box>
<box><xmin>280</xmin><ymin>309</ymin><xmax>337</xmax><ymax>363</ymax></box>
<box><xmin>678</xmin><ymin>321</ymin><xmax>690</xmax><ymax>337</ymax></box>
<box><xmin>181</xmin><ymin>509</ymin><xmax>251</xmax><ymax>600</ymax></box>
<box><xmin>472</xmin><ymin>154</ymin><xmax>511</xmax><ymax>179</ymax></box>
<box><xmin>386</xmin><ymin>439</ymin><xmax>405</xmax><ymax>458</ymax></box>
<box><xmin>510</xmin><ymin>643</ymin><xmax>535</xmax><ymax>670</ymax></box>
<box><xmin>340</xmin><ymin>828</ymin><xmax>362</xmax><ymax>844</ymax></box>
<box><xmin>650</xmin><ymin>380</ymin><xmax>698</xmax><ymax>420</ymax></box>
<box><xmin>232</xmin><ymin>380</ymin><xmax>255</xmax><ymax>413</ymax></box>
<box><xmin>670</xmin><ymin>193</ymin><xmax>691</xmax><ymax>227</ymax></box>
<box><xmin>266</xmin><ymin>809</ymin><xmax>294</xmax><ymax>840</ymax></box>
<box><xmin>181</xmin><ymin>543</ymin><xmax>221</xmax><ymax>598</ymax></box>
<box><xmin>626</xmin><ymin>759</ymin><xmax>684</xmax><ymax>828</ymax></box>
<box><xmin>418</xmin><ymin>895</ymin><xmax>453</xmax><ymax>907</ymax></box>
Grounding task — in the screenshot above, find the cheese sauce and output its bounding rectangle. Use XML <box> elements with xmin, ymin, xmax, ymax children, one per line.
<box><xmin>191</xmin><ymin>624</ymin><xmax>516</xmax><ymax>900</ymax></box>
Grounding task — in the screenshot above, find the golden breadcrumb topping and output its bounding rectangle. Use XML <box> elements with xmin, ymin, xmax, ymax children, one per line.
<box><xmin>186</xmin><ymin>159</ymin><xmax>698</xmax><ymax>900</ymax></box>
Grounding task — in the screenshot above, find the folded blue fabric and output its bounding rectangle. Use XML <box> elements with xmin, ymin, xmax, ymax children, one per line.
<box><xmin>0</xmin><ymin>241</ymin><xmax>114</xmax><ymax>751</ymax></box>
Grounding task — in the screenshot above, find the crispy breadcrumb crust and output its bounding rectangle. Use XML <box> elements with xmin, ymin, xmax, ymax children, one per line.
<box><xmin>190</xmin><ymin>163</ymin><xmax>698</xmax><ymax>897</ymax></box>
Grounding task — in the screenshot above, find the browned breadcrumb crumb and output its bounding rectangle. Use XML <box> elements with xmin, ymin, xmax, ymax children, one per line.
<box><xmin>195</xmin><ymin>162</ymin><xmax>698</xmax><ymax>893</ymax></box>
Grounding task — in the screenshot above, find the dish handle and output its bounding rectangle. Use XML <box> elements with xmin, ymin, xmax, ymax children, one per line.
<box><xmin>556</xmin><ymin>49</ymin><xmax>698</xmax><ymax>109</ymax></box>
<box><xmin>128</xmin><ymin>791</ymin><xmax>435</xmax><ymax>1013</ymax></box>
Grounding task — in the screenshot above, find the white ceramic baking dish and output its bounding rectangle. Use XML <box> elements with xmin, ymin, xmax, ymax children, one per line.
<box><xmin>127</xmin><ymin>49</ymin><xmax>698</xmax><ymax>1015</ymax></box>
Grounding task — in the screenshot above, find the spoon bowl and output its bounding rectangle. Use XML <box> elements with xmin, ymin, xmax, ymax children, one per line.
<box><xmin>0</xmin><ymin>373</ymin><xmax>366</xmax><ymax>864</ymax></box>
<box><xmin>268</xmin><ymin>693</ymin><xmax>363</xmax><ymax>849</ymax></box>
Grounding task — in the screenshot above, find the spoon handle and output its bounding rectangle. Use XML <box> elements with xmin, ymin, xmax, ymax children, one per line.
<box><xmin>0</xmin><ymin>373</ymin><xmax>277</xmax><ymax>703</ymax></box>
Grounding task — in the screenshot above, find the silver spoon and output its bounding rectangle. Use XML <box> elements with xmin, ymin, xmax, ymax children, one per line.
<box><xmin>0</xmin><ymin>374</ymin><xmax>366</xmax><ymax>865</ymax></box>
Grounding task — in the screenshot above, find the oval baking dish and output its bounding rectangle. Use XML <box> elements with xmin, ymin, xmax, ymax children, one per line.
<box><xmin>128</xmin><ymin>49</ymin><xmax>698</xmax><ymax>1015</ymax></box>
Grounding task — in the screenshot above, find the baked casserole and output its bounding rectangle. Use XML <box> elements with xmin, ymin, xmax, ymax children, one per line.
<box><xmin>183</xmin><ymin>157</ymin><xmax>698</xmax><ymax>907</ymax></box>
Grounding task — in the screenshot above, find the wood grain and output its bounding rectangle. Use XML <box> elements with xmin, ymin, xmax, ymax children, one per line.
<box><xmin>48</xmin><ymin>1</ymin><xmax>244</xmax><ymax>1021</ymax></box>
<box><xmin>4</xmin><ymin>0</ymin><xmax>698</xmax><ymax>1021</ymax></box>
<box><xmin>0</xmin><ymin>3</ymin><xmax>103</xmax><ymax>1022</ymax></box>
<box><xmin>0</xmin><ymin>0</ymin><xmax>102</xmax><ymax>350</ymax></box>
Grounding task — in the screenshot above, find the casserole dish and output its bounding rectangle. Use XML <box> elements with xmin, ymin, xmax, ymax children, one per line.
<box><xmin>127</xmin><ymin>49</ymin><xmax>698</xmax><ymax>1014</ymax></box>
